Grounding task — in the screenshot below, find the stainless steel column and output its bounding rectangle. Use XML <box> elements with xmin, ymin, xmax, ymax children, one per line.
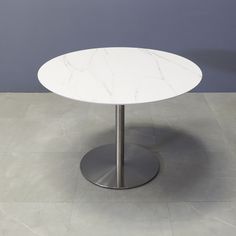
<box><xmin>80</xmin><ymin>104</ymin><xmax>160</xmax><ymax>189</ymax></box>
<box><xmin>116</xmin><ymin>105</ymin><xmax>125</xmax><ymax>187</ymax></box>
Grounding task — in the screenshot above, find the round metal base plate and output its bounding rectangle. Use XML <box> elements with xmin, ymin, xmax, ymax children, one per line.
<box><xmin>80</xmin><ymin>144</ymin><xmax>160</xmax><ymax>189</ymax></box>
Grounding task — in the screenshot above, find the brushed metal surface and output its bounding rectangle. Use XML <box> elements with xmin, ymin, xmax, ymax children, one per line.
<box><xmin>80</xmin><ymin>144</ymin><xmax>160</xmax><ymax>189</ymax></box>
<box><xmin>116</xmin><ymin>105</ymin><xmax>125</xmax><ymax>188</ymax></box>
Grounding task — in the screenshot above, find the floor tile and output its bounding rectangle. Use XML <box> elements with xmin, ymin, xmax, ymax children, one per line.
<box><xmin>25</xmin><ymin>95</ymin><xmax>89</xmax><ymax>120</ymax></box>
<box><xmin>168</xmin><ymin>202</ymin><xmax>236</xmax><ymax>236</ymax></box>
<box><xmin>0</xmin><ymin>119</ymin><xmax>21</xmax><ymax>152</ymax></box>
<box><xmin>0</xmin><ymin>152</ymin><xmax>80</xmax><ymax>202</ymax></box>
<box><xmin>151</xmin><ymin>93</ymin><xmax>212</xmax><ymax>120</ymax></box>
<box><xmin>69</xmin><ymin>201</ymin><xmax>172</xmax><ymax>236</ymax></box>
<box><xmin>0</xmin><ymin>93</ymin><xmax>236</xmax><ymax>235</ymax></box>
<box><xmin>205</xmin><ymin>93</ymin><xmax>236</xmax><ymax>119</ymax></box>
<box><xmin>0</xmin><ymin>93</ymin><xmax>30</xmax><ymax>118</ymax></box>
<box><xmin>205</xmin><ymin>93</ymin><xmax>236</xmax><ymax>153</ymax></box>
<box><xmin>165</xmin><ymin>116</ymin><xmax>228</xmax><ymax>153</ymax></box>
<box><xmin>0</xmin><ymin>203</ymin><xmax>72</xmax><ymax>236</ymax></box>
<box><xmin>10</xmin><ymin>118</ymin><xmax>85</xmax><ymax>153</ymax></box>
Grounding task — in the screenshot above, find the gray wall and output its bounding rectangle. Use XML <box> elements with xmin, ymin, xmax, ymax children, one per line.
<box><xmin>0</xmin><ymin>0</ymin><xmax>235</xmax><ymax>92</ymax></box>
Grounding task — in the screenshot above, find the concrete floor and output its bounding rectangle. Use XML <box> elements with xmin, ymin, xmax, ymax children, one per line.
<box><xmin>0</xmin><ymin>92</ymin><xmax>236</xmax><ymax>235</ymax></box>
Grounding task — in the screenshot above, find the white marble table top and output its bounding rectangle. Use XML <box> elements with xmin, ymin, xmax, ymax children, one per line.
<box><xmin>38</xmin><ymin>47</ymin><xmax>202</xmax><ymax>105</ymax></box>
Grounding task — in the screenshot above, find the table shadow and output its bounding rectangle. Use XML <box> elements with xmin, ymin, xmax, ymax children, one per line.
<box><xmin>79</xmin><ymin>124</ymin><xmax>229</xmax><ymax>202</ymax></box>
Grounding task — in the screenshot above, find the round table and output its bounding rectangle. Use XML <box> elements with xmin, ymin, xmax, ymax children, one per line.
<box><xmin>38</xmin><ymin>47</ymin><xmax>202</xmax><ymax>189</ymax></box>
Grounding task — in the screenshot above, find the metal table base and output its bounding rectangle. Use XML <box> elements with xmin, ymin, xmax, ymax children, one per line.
<box><xmin>80</xmin><ymin>105</ymin><xmax>160</xmax><ymax>189</ymax></box>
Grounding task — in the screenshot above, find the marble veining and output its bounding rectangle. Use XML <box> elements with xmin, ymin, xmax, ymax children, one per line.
<box><xmin>38</xmin><ymin>47</ymin><xmax>202</xmax><ymax>104</ymax></box>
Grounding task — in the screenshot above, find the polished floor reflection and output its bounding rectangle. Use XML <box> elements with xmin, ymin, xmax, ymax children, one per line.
<box><xmin>0</xmin><ymin>93</ymin><xmax>236</xmax><ymax>235</ymax></box>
